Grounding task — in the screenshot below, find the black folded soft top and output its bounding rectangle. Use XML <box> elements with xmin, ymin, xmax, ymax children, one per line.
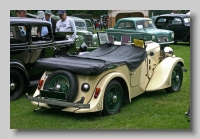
<box><xmin>36</xmin><ymin>44</ymin><xmax>147</xmax><ymax>76</ymax></box>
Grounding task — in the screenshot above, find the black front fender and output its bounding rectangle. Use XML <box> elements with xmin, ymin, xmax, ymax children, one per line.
<box><xmin>10</xmin><ymin>60</ymin><xmax>29</xmax><ymax>84</ymax></box>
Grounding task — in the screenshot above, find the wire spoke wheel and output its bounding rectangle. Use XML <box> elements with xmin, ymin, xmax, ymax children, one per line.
<box><xmin>103</xmin><ymin>80</ymin><xmax>123</xmax><ymax>115</ymax></box>
<box><xmin>165</xmin><ymin>64</ymin><xmax>183</xmax><ymax>93</ymax></box>
<box><xmin>48</xmin><ymin>75</ymin><xmax>70</xmax><ymax>93</ymax></box>
<box><xmin>43</xmin><ymin>70</ymin><xmax>78</xmax><ymax>109</ymax></box>
<box><xmin>106</xmin><ymin>86</ymin><xmax>120</xmax><ymax>112</ymax></box>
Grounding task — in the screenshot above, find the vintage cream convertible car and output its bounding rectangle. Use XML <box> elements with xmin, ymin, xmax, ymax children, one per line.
<box><xmin>26</xmin><ymin>32</ymin><xmax>187</xmax><ymax>116</ymax></box>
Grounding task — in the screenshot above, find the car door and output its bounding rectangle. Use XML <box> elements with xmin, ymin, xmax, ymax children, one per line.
<box><xmin>155</xmin><ymin>17</ymin><xmax>167</xmax><ymax>29</ymax></box>
<box><xmin>166</xmin><ymin>17</ymin><xmax>186</xmax><ymax>40</ymax></box>
<box><xmin>10</xmin><ymin>24</ymin><xmax>31</xmax><ymax>65</ymax></box>
<box><xmin>28</xmin><ymin>24</ymin><xmax>55</xmax><ymax>80</ymax></box>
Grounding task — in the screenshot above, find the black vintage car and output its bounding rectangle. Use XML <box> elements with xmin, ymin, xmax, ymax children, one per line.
<box><xmin>154</xmin><ymin>14</ymin><xmax>190</xmax><ymax>44</ymax></box>
<box><xmin>10</xmin><ymin>17</ymin><xmax>77</xmax><ymax>101</ymax></box>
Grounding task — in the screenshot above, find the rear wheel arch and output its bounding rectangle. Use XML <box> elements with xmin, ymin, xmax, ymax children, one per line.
<box><xmin>110</xmin><ymin>77</ymin><xmax>130</xmax><ymax>103</ymax></box>
<box><xmin>177</xmin><ymin>61</ymin><xmax>184</xmax><ymax>67</ymax></box>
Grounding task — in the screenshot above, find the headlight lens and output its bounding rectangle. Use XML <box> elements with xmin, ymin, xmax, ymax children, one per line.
<box><xmin>171</xmin><ymin>32</ymin><xmax>174</xmax><ymax>38</ymax></box>
<box><xmin>152</xmin><ymin>34</ymin><xmax>155</xmax><ymax>40</ymax></box>
<box><xmin>80</xmin><ymin>42</ymin><xmax>88</xmax><ymax>51</ymax></box>
<box><xmin>164</xmin><ymin>46</ymin><xmax>173</xmax><ymax>57</ymax></box>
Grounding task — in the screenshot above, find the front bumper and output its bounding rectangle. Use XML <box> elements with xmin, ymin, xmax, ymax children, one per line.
<box><xmin>158</xmin><ymin>41</ymin><xmax>174</xmax><ymax>45</ymax></box>
<box><xmin>26</xmin><ymin>93</ymin><xmax>90</xmax><ymax>109</ymax></box>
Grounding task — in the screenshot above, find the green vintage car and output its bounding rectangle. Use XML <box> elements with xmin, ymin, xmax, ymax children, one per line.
<box><xmin>106</xmin><ymin>17</ymin><xmax>174</xmax><ymax>47</ymax></box>
<box><xmin>52</xmin><ymin>15</ymin><xmax>99</xmax><ymax>51</ymax></box>
<box><xmin>84</xmin><ymin>18</ymin><xmax>94</xmax><ymax>33</ymax></box>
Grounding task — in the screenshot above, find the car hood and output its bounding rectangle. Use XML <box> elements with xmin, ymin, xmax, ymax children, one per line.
<box><xmin>144</xmin><ymin>28</ymin><xmax>173</xmax><ymax>35</ymax></box>
<box><xmin>77</xmin><ymin>30</ymin><xmax>93</xmax><ymax>35</ymax></box>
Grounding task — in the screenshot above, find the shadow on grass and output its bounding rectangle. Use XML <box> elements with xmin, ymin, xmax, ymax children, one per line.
<box><xmin>173</xmin><ymin>42</ymin><xmax>190</xmax><ymax>46</ymax></box>
<box><xmin>122</xmin><ymin>89</ymin><xmax>170</xmax><ymax>107</ymax></box>
<box><xmin>30</xmin><ymin>89</ymin><xmax>170</xmax><ymax>120</ymax></box>
<box><xmin>31</xmin><ymin>107</ymin><xmax>101</xmax><ymax>121</ymax></box>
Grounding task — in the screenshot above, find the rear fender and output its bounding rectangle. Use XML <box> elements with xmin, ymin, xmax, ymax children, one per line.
<box><xmin>146</xmin><ymin>57</ymin><xmax>184</xmax><ymax>91</ymax></box>
<box><xmin>75</xmin><ymin>72</ymin><xmax>130</xmax><ymax>113</ymax></box>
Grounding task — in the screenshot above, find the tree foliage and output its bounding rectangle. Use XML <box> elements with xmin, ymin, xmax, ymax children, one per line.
<box><xmin>149</xmin><ymin>10</ymin><xmax>190</xmax><ymax>17</ymax></box>
<box><xmin>10</xmin><ymin>10</ymin><xmax>108</xmax><ymax>18</ymax></box>
<box><xmin>10</xmin><ymin>10</ymin><xmax>190</xmax><ymax>18</ymax></box>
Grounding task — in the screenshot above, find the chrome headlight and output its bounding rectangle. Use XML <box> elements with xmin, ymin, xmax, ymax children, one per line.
<box><xmin>164</xmin><ymin>46</ymin><xmax>173</xmax><ymax>57</ymax></box>
<box><xmin>152</xmin><ymin>34</ymin><xmax>155</xmax><ymax>40</ymax></box>
<box><xmin>171</xmin><ymin>32</ymin><xmax>174</xmax><ymax>38</ymax></box>
<box><xmin>80</xmin><ymin>42</ymin><xmax>88</xmax><ymax>52</ymax></box>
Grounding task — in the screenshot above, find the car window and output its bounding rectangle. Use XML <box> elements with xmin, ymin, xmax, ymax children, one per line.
<box><xmin>156</xmin><ymin>18</ymin><xmax>167</xmax><ymax>25</ymax></box>
<box><xmin>172</xmin><ymin>18</ymin><xmax>182</xmax><ymax>25</ymax></box>
<box><xmin>136</xmin><ymin>21</ymin><xmax>144</xmax><ymax>29</ymax></box>
<box><xmin>143</xmin><ymin>20</ymin><xmax>155</xmax><ymax>28</ymax></box>
<box><xmin>85</xmin><ymin>20</ymin><xmax>91</xmax><ymax>27</ymax></box>
<box><xmin>31</xmin><ymin>25</ymin><xmax>52</xmax><ymax>43</ymax></box>
<box><xmin>117</xmin><ymin>22</ymin><xmax>124</xmax><ymax>29</ymax></box>
<box><xmin>125</xmin><ymin>22</ymin><xmax>135</xmax><ymax>29</ymax></box>
<box><xmin>75</xmin><ymin>21</ymin><xmax>86</xmax><ymax>28</ymax></box>
<box><xmin>10</xmin><ymin>25</ymin><xmax>27</xmax><ymax>44</ymax></box>
<box><xmin>157</xmin><ymin>18</ymin><xmax>166</xmax><ymax>22</ymax></box>
<box><xmin>184</xmin><ymin>17</ymin><xmax>190</xmax><ymax>24</ymax></box>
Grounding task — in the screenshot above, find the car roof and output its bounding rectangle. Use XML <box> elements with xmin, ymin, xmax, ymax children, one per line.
<box><xmin>10</xmin><ymin>17</ymin><xmax>50</xmax><ymax>25</ymax></box>
<box><xmin>158</xmin><ymin>14</ymin><xmax>190</xmax><ymax>17</ymax></box>
<box><xmin>118</xmin><ymin>17</ymin><xmax>152</xmax><ymax>22</ymax></box>
<box><xmin>68</xmin><ymin>16</ymin><xmax>85</xmax><ymax>22</ymax></box>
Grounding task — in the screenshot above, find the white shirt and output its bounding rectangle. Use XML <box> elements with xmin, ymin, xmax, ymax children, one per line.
<box><xmin>41</xmin><ymin>18</ymin><xmax>52</xmax><ymax>37</ymax></box>
<box><xmin>56</xmin><ymin>17</ymin><xmax>76</xmax><ymax>38</ymax></box>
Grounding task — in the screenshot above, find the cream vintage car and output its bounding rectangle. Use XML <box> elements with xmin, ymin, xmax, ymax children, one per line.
<box><xmin>26</xmin><ymin>32</ymin><xmax>187</xmax><ymax>116</ymax></box>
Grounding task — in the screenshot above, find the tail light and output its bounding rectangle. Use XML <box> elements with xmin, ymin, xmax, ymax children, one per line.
<box><xmin>94</xmin><ymin>87</ymin><xmax>101</xmax><ymax>99</ymax></box>
<box><xmin>37</xmin><ymin>80</ymin><xmax>44</xmax><ymax>90</ymax></box>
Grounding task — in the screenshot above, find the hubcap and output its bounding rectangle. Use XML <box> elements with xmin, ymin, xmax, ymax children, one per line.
<box><xmin>113</xmin><ymin>95</ymin><xmax>117</xmax><ymax>103</ymax></box>
<box><xmin>48</xmin><ymin>75</ymin><xmax>69</xmax><ymax>93</ymax></box>
<box><xmin>10</xmin><ymin>83</ymin><xmax>16</xmax><ymax>90</ymax></box>
<box><xmin>176</xmin><ymin>75</ymin><xmax>179</xmax><ymax>82</ymax></box>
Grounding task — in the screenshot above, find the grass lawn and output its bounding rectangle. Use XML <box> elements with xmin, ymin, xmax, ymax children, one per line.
<box><xmin>10</xmin><ymin>42</ymin><xmax>190</xmax><ymax>130</ymax></box>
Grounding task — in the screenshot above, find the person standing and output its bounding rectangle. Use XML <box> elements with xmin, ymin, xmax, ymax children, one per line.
<box><xmin>37</xmin><ymin>10</ymin><xmax>57</xmax><ymax>37</ymax></box>
<box><xmin>55</xmin><ymin>10</ymin><xmax>76</xmax><ymax>38</ymax></box>
<box><xmin>171</xmin><ymin>10</ymin><xmax>178</xmax><ymax>14</ymax></box>
<box><xmin>99</xmin><ymin>18</ymin><xmax>103</xmax><ymax>30</ymax></box>
<box><xmin>16</xmin><ymin>10</ymin><xmax>27</xmax><ymax>17</ymax></box>
<box><xmin>16</xmin><ymin>10</ymin><xmax>27</xmax><ymax>36</ymax></box>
